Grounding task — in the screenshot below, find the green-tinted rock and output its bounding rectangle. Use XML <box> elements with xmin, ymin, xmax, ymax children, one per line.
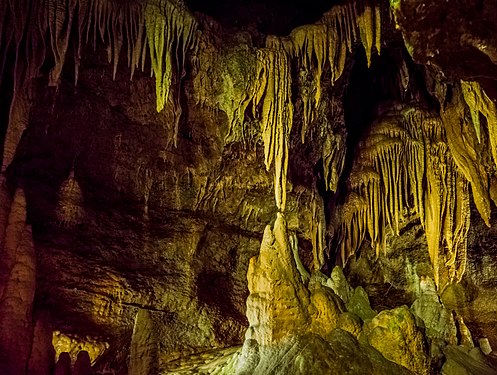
<box><xmin>441</xmin><ymin>345</ymin><xmax>497</xmax><ymax>375</ymax></box>
<box><xmin>327</xmin><ymin>266</ymin><xmax>353</xmax><ymax>304</ymax></box>
<box><xmin>360</xmin><ymin>306</ymin><xmax>429</xmax><ymax>375</ymax></box>
<box><xmin>346</xmin><ymin>286</ymin><xmax>377</xmax><ymax>321</ymax></box>
<box><xmin>231</xmin><ymin>330</ymin><xmax>413</xmax><ymax>375</ymax></box>
<box><xmin>411</xmin><ymin>277</ymin><xmax>457</xmax><ymax>355</ymax></box>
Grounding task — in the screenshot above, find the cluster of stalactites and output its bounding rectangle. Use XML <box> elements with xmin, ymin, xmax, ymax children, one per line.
<box><xmin>266</xmin><ymin>0</ymin><xmax>382</xmax><ymax>140</ymax></box>
<box><xmin>437</xmin><ymin>81</ymin><xmax>497</xmax><ymax>233</ymax></box>
<box><xmin>0</xmin><ymin>0</ymin><xmax>197</xmax><ymax>138</ymax></box>
<box><xmin>334</xmin><ymin>106</ymin><xmax>470</xmax><ymax>288</ymax></box>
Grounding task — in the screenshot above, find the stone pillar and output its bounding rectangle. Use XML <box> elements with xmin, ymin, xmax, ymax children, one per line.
<box><xmin>129</xmin><ymin>309</ymin><xmax>158</xmax><ymax>375</ymax></box>
<box><xmin>54</xmin><ymin>352</ymin><xmax>72</xmax><ymax>375</ymax></box>
<box><xmin>0</xmin><ymin>188</ymin><xmax>37</xmax><ymax>374</ymax></box>
<box><xmin>27</xmin><ymin>311</ymin><xmax>56</xmax><ymax>375</ymax></box>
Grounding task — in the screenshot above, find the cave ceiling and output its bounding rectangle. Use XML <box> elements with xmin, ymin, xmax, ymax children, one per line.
<box><xmin>1</xmin><ymin>0</ymin><xmax>497</xmax><ymax>374</ymax></box>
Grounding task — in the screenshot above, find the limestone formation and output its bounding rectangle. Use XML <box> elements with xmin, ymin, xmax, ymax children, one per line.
<box><xmin>359</xmin><ymin>306</ymin><xmax>430</xmax><ymax>375</ymax></box>
<box><xmin>53</xmin><ymin>352</ymin><xmax>71</xmax><ymax>375</ymax></box>
<box><xmin>0</xmin><ymin>188</ymin><xmax>36</xmax><ymax>375</ymax></box>
<box><xmin>246</xmin><ymin>214</ymin><xmax>310</xmax><ymax>345</ymax></box>
<box><xmin>441</xmin><ymin>345</ymin><xmax>497</xmax><ymax>375</ymax></box>
<box><xmin>327</xmin><ymin>265</ymin><xmax>354</xmax><ymax>304</ymax></box>
<box><xmin>27</xmin><ymin>311</ymin><xmax>56</xmax><ymax>375</ymax></box>
<box><xmin>346</xmin><ymin>286</ymin><xmax>377</xmax><ymax>321</ymax></box>
<box><xmin>129</xmin><ymin>309</ymin><xmax>158</xmax><ymax>375</ymax></box>
<box><xmin>411</xmin><ymin>277</ymin><xmax>457</xmax><ymax>357</ymax></box>
<box><xmin>73</xmin><ymin>351</ymin><xmax>92</xmax><ymax>375</ymax></box>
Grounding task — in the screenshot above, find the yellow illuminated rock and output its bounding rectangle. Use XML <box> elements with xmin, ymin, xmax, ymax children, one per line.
<box><xmin>52</xmin><ymin>331</ymin><xmax>108</xmax><ymax>365</ymax></box>
<box><xmin>359</xmin><ymin>306</ymin><xmax>429</xmax><ymax>375</ymax></box>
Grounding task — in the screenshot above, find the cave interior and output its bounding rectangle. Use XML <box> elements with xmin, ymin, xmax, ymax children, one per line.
<box><xmin>1</xmin><ymin>0</ymin><xmax>497</xmax><ymax>374</ymax></box>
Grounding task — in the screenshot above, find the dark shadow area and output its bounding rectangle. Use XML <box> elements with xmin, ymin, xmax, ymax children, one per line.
<box><xmin>185</xmin><ymin>0</ymin><xmax>339</xmax><ymax>36</ymax></box>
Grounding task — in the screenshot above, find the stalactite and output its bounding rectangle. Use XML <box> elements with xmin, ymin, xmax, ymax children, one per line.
<box><xmin>335</xmin><ymin>105</ymin><xmax>472</xmax><ymax>287</ymax></box>
<box><xmin>310</xmin><ymin>190</ymin><xmax>326</xmax><ymax>270</ymax></box>
<box><xmin>460</xmin><ymin>81</ymin><xmax>497</xmax><ymax>170</ymax></box>
<box><xmin>266</xmin><ymin>0</ymin><xmax>382</xmax><ymax>144</ymax></box>
<box><xmin>323</xmin><ymin>130</ymin><xmax>346</xmax><ymax>192</ymax></box>
<box><xmin>442</xmin><ymin>86</ymin><xmax>491</xmax><ymax>226</ymax></box>
<box><xmin>251</xmin><ymin>42</ymin><xmax>294</xmax><ymax>211</ymax></box>
<box><xmin>145</xmin><ymin>0</ymin><xmax>197</xmax><ymax>146</ymax></box>
<box><xmin>48</xmin><ymin>0</ymin><xmax>78</xmax><ymax>86</ymax></box>
<box><xmin>333</xmin><ymin>192</ymin><xmax>367</xmax><ymax>266</ymax></box>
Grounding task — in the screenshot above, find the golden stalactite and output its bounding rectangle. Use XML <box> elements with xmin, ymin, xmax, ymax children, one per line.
<box><xmin>145</xmin><ymin>0</ymin><xmax>197</xmax><ymax>117</ymax></box>
<box><xmin>442</xmin><ymin>85</ymin><xmax>492</xmax><ymax>227</ymax></box>
<box><xmin>334</xmin><ymin>105</ymin><xmax>471</xmax><ymax>288</ymax></box>
<box><xmin>251</xmin><ymin>41</ymin><xmax>294</xmax><ymax>212</ymax></box>
<box><xmin>333</xmin><ymin>191</ymin><xmax>368</xmax><ymax>266</ymax></box>
<box><xmin>0</xmin><ymin>0</ymin><xmax>197</xmax><ymax>162</ymax></box>
<box><xmin>266</xmin><ymin>0</ymin><xmax>382</xmax><ymax>143</ymax></box>
<box><xmin>460</xmin><ymin>81</ymin><xmax>497</xmax><ymax>176</ymax></box>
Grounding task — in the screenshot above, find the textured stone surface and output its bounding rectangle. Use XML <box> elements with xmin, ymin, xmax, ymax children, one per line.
<box><xmin>28</xmin><ymin>311</ymin><xmax>55</xmax><ymax>375</ymax></box>
<box><xmin>360</xmin><ymin>306</ymin><xmax>429</xmax><ymax>375</ymax></box>
<box><xmin>390</xmin><ymin>0</ymin><xmax>497</xmax><ymax>100</ymax></box>
<box><xmin>327</xmin><ymin>265</ymin><xmax>353</xmax><ymax>304</ymax></box>
<box><xmin>411</xmin><ymin>277</ymin><xmax>457</xmax><ymax>358</ymax></box>
<box><xmin>0</xmin><ymin>188</ymin><xmax>36</xmax><ymax>375</ymax></box>
<box><xmin>346</xmin><ymin>286</ymin><xmax>377</xmax><ymax>321</ymax></box>
<box><xmin>246</xmin><ymin>214</ymin><xmax>311</xmax><ymax>345</ymax></box>
<box><xmin>441</xmin><ymin>345</ymin><xmax>497</xmax><ymax>375</ymax></box>
<box><xmin>235</xmin><ymin>331</ymin><xmax>414</xmax><ymax>375</ymax></box>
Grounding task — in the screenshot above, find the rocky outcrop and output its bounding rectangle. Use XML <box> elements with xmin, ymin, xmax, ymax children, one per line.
<box><xmin>359</xmin><ymin>306</ymin><xmax>429</xmax><ymax>375</ymax></box>
<box><xmin>411</xmin><ymin>277</ymin><xmax>457</xmax><ymax>358</ymax></box>
<box><xmin>441</xmin><ymin>345</ymin><xmax>497</xmax><ymax>375</ymax></box>
<box><xmin>229</xmin><ymin>217</ymin><xmax>424</xmax><ymax>374</ymax></box>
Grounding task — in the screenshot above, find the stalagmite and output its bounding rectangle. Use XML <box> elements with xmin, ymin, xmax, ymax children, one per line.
<box><xmin>55</xmin><ymin>168</ymin><xmax>86</xmax><ymax>227</ymax></box>
<box><xmin>129</xmin><ymin>309</ymin><xmax>158</xmax><ymax>375</ymax></box>
<box><xmin>27</xmin><ymin>311</ymin><xmax>56</xmax><ymax>375</ymax></box>
<box><xmin>0</xmin><ymin>189</ymin><xmax>36</xmax><ymax>375</ymax></box>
